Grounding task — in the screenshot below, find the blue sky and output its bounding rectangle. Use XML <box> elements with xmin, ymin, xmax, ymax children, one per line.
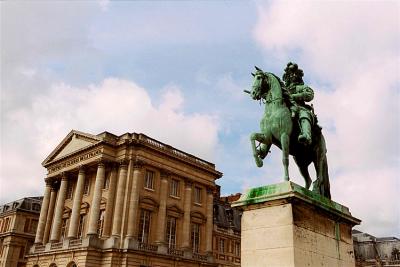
<box><xmin>1</xmin><ymin>1</ymin><xmax>399</xmax><ymax>237</ymax></box>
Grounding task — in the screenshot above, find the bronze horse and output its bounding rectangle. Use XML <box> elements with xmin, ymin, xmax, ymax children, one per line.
<box><xmin>247</xmin><ymin>67</ymin><xmax>331</xmax><ymax>199</ymax></box>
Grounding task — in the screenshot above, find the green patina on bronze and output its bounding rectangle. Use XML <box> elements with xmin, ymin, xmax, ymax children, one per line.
<box><xmin>246</xmin><ymin>63</ymin><xmax>331</xmax><ymax>199</ymax></box>
<box><xmin>233</xmin><ymin>181</ymin><xmax>349</xmax><ymax>216</ymax></box>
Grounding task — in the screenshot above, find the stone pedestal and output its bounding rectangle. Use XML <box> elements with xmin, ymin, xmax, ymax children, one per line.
<box><xmin>232</xmin><ymin>181</ymin><xmax>361</xmax><ymax>267</ymax></box>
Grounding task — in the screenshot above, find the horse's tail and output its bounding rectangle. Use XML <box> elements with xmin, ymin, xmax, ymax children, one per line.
<box><xmin>312</xmin><ymin>132</ymin><xmax>331</xmax><ymax>199</ymax></box>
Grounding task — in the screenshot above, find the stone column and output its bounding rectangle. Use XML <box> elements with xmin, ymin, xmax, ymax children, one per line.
<box><xmin>126</xmin><ymin>161</ymin><xmax>143</xmax><ymax>238</ymax></box>
<box><xmin>181</xmin><ymin>180</ymin><xmax>192</xmax><ymax>249</ymax></box>
<box><xmin>35</xmin><ymin>180</ymin><xmax>51</xmax><ymax>244</ymax></box>
<box><xmin>111</xmin><ymin>162</ymin><xmax>128</xmax><ymax>237</ymax></box>
<box><xmin>102</xmin><ymin>165</ymin><xmax>118</xmax><ymax>238</ymax></box>
<box><xmin>155</xmin><ymin>171</ymin><xmax>169</xmax><ymax>245</ymax></box>
<box><xmin>205</xmin><ymin>187</ymin><xmax>214</xmax><ymax>253</ymax></box>
<box><xmin>43</xmin><ymin>187</ymin><xmax>57</xmax><ymax>244</ymax></box>
<box><xmin>67</xmin><ymin>167</ymin><xmax>85</xmax><ymax>239</ymax></box>
<box><xmin>87</xmin><ymin>162</ymin><xmax>106</xmax><ymax>236</ymax></box>
<box><xmin>50</xmin><ymin>175</ymin><xmax>68</xmax><ymax>242</ymax></box>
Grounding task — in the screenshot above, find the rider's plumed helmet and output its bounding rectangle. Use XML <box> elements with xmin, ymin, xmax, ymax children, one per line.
<box><xmin>283</xmin><ymin>62</ymin><xmax>304</xmax><ymax>85</ymax></box>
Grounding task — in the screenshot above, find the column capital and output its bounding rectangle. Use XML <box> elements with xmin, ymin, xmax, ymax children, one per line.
<box><xmin>133</xmin><ymin>159</ymin><xmax>144</xmax><ymax>169</ymax></box>
<box><xmin>119</xmin><ymin>162</ymin><xmax>128</xmax><ymax>170</ymax></box>
<box><xmin>78</xmin><ymin>165</ymin><xmax>86</xmax><ymax>174</ymax></box>
<box><xmin>160</xmin><ymin>170</ymin><xmax>171</xmax><ymax>179</ymax></box>
<box><xmin>94</xmin><ymin>159</ymin><xmax>106</xmax><ymax>167</ymax></box>
<box><xmin>184</xmin><ymin>178</ymin><xmax>193</xmax><ymax>188</ymax></box>
<box><xmin>45</xmin><ymin>179</ymin><xmax>53</xmax><ymax>186</ymax></box>
<box><xmin>60</xmin><ymin>172</ymin><xmax>68</xmax><ymax>181</ymax></box>
<box><xmin>206</xmin><ymin>186</ymin><xmax>214</xmax><ymax>195</ymax></box>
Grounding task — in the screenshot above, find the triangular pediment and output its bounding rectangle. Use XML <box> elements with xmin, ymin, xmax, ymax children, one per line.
<box><xmin>42</xmin><ymin>130</ymin><xmax>102</xmax><ymax>166</ymax></box>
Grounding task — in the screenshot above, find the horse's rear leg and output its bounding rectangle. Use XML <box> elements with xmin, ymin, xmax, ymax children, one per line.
<box><xmin>294</xmin><ymin>158</ymin><xmax>312</xmax><ymax>189</ymax></box>
<box><xmin>280</xmin><ymin>133</ymin><xmax>290</xmax><ymax>181</ymax></box>
<box><xmin>313</xmin><ymin>156</ymin><xmax>331</xmax><ymax>199</ymax></box>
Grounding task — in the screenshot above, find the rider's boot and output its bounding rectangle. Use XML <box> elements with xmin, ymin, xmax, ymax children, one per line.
<box><xmin>298</xmin><ymin>118</ymin><xmax>312</xmax><ymax>145</ymax></box>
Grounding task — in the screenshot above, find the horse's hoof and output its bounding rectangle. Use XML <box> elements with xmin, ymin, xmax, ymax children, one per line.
<box><xmin>305</xmin><ymin>179</ymin><xmax>312</xmax><ymax>189</ymax></box>
<box><xmin>255</xmin><ymin>158</ymin><xmax>263</xmax><ymax>167</ymax></box>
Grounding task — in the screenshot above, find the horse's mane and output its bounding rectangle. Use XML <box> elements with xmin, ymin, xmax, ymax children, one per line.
<box><xmin>265</xmin><ymin>72</ymin><xmax>292</xmax><ymax>108</ymax></box>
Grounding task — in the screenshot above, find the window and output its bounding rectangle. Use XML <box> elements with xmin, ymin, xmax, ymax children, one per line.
<box><xmin>144</xmin><ymin>170</ymin><xmax>154</xmax><ymax>190</ymax></box>
<box><xmin>234</xmin><ymin>242</ymin><xmax>240</xmax><ymax>256</ymax></box>
<box><xmin>194</xmin><ymin>187</ymin><xmax>202</xmax><ymax>204</ymax></box>
<box><xmin>169</xmin><ymin>179</ymin><xmax>179</xmax><ymax>197</ymax></box>
<box><xmin>66</xmin><ymin>182</ymin><xmax>74</xmax><ymax>200</ymax></box>
<box><xmin>30</xmin><ymin>219</ymin><xmax>38</xmax><ymax>234</ymax></box>
<box><xmin>24</xmin><ymin>218</ymin><xmax>30</xmax><ymax>232</ymax></box>
<box><xmin>97</xmin><ymin>210</ymin><xmax>105</xmax><ymax>237</ymax></box>
<box><xmin>77</xmin><ymin>215</ymin><xmax>86</xmax><ymax>238</ymax></box>
<box><xmin>83</xmin><ymin>178</ymin><xmax>90</xmax><ymax>195</ymax></box>
<box><xmin>219</xmin><ymin>238</ymin><xmax>225</xmax><ymax>253</ymax></box>
<box><xmin>19</xmin><ymin>245</ymin><xmax>25</xmax><ymax>259</ymax></box>
<box><xmin>166</xmin><ymin>216</ymin><xmax>177</xmax><ymax>248</ymax></box>
<box><xmin>32</xmin><ymin>203</ymin><xmax>41</xmax><ymax>211</ymax></box>
<box><xmin>191</xmin><ymin>223</ymin><xmax>200</xmax><ymax>253</ymax></box>
<box><xmin>3</xmin><ymin>218</ymin><xmax>10</xmax><ymax>232</ymax></box>
<box><xmin>60</xmin><ymin>218</ymin><xmax>69</xmax><ymax>240</ymax></box>
<box><xmin>138</xmin><ymin>209</ymin><xmax>151</xmax><ymax>243</ymax></box>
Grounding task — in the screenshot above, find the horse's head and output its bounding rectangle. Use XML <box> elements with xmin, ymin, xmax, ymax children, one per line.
<box><xmin>249</xmin><ymin>66</ymin><xmax>270</xmax><ymax>101</ymax></box>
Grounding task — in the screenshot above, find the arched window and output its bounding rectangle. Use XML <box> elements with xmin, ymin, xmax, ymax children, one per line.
<box><xmin>33</xmin><ymin>265</ymin><xmax>40</xmax><ymax>267</ymax></box>
<box><xmin>67</xmin><ymin>262</ymin><xmax>77</xmax><ymax>267</ymax></box>
<box><xmin>49</xmin><ymin>264</ymin><xmax>57</xmax><ymax>267</ymax></box>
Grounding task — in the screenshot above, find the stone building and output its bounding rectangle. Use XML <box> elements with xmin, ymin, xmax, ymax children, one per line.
<box><xmin>27</xmin><ymin>130</ymin><xmax>222</xmax><ymax>267</ymax></box>
<box><xmin>353</xmin><ymin>230</ymin><xmax>400</xmax><ymax>267</ymax></box>
<box><xmin>0</xmin><ymin>197</ymin><xmax>43</xmax><ymax>267</ymax></box>
<box><xmin>212</xmin><ymin>188</ymin><xmax>241</xmax><ymax>267</ymax></box>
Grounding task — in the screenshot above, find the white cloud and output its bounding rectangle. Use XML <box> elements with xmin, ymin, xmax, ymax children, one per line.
<box><xmin>254</xmin><ymin>1</ymin><xmax>400</xmax><ymax>236</ymax></box>
<box><xmin>216</xmin><ymin>73</ymin><xmax>246</xmax><ymax>101</ymax></box>
<box><xmin>0</xmin><ymin>78</ymin><xmax>219</xmax><ymax>203</ymax></box>
<box><xmin>98</xmin><ymin>0</ymin><xmax>110</xmax><ymax>12</ymax></box>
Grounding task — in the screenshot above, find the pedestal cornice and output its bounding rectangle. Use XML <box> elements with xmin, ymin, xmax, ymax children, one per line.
<box><xmin>232</xmin><ymin>181</ymin><xmax>361</xmax><ymax>226</ymax></box>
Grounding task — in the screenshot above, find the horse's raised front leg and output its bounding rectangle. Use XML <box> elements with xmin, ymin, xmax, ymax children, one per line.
<box><xmin>280</xmin><ymin>133</ymin><xmax>290</xmax><ymax>181</ymax></box>
<box><xmin>250</xmin><ymin>132</ymin><xmax>271</xmax><ymax>168</ymax></box>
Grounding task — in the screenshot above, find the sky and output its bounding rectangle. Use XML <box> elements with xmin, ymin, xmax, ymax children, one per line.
<box><xmin>1</xmin><ymin>1</ymin><xmax>399</xmax><ymax>237</ymax></box>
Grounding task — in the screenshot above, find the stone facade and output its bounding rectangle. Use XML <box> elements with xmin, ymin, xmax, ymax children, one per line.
<box><xmin>212</xmin><ymin>187</ymin><xmax>241</xmax><ymax>267</ymax></box>
<box><xmin>26</xmin><ymin>130</ymin><xmax>222</xmax><ymax>267</ymax></box>
<box><xmin>0</xmin><ymin>197</ymin><xmax>43</xmax><ymax>267</ymax></box>
<box><xmin>353</xmin><ymin>230</ymin><xmax>400</xmax><ymax>267</ymax></box>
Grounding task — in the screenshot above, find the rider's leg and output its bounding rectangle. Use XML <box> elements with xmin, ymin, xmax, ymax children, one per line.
<box><xmin>298</xmin><ymin>118</ymin><xmax>312</xmax><ymax>145</ymax></box>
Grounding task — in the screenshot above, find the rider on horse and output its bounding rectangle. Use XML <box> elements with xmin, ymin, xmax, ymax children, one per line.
<box><xmin>283</xmin><ymin>62</ymin><xmax>315</xmax><ymax>146</ymax></box>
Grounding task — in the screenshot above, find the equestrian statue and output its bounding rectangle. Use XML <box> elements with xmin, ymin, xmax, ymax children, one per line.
<box><xmin>245</xmin><ymin>63</ymin><xmax>331</xmax><ymax>199</ymax></box>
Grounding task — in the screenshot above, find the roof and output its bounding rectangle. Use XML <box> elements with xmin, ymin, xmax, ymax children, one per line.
<box><xmin>42</xmin><ymin>130</ymin><xmax>222</xmax><ymax>177</ymax></box>
<box><xmin>0</xmin><ymin>196</ymin><xmax>43</xmax><ymax>215</ymax></box>
<box><xmin>377</xmin><ymin>237</ymin><xmax>400</xmax><ymax>242</ymax></box>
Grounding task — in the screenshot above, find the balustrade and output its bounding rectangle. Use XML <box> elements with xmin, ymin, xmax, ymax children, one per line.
<box><xmin>167</xmin><ymin>248</ymin><xmax>184</xmax><ymax>256</ymax></box>
<box><xmin>137</xmin><ymin>242</ymin><xmax>158</xmax><ymax>252</ymax></box>
<box><xmin>192</xmin><ymin>252</ymin><xmax>208</xmax><ymax>261</ymax></box>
